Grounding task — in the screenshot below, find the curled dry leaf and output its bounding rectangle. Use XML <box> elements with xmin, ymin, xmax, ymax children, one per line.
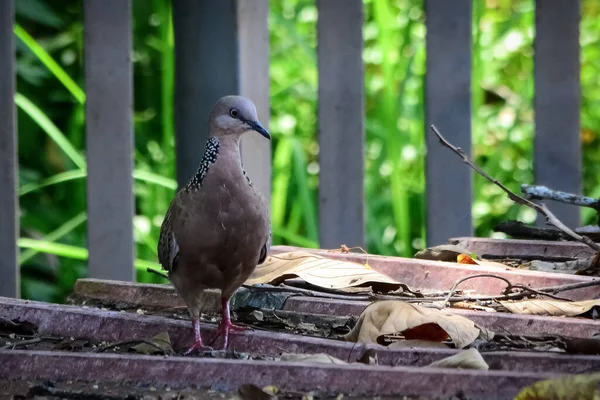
<box><xmin>246</xmin><ymin>251</ymin><xmax>405</xmax><ymax>293</ymax></box>
<box><xmin>414</xmin><ymin>244</ymin><xmax>476</xmax><ymax>262</ymax></box>
<box><xmin>238</xmin><ymin>383</ymin><xmax>277</xmax><ymax>400</ymax></box>
<box><xmin>457</xmin><ymin>254</ymin><xmax>478</xmax><ymax>265</ymax></box>
<box><xmin>344</xmin><ymin>300</ymin><xmax>481</xmax><ymax>349</ymax></box>
<box><xmin>514</xmin><ymin>372</ymin><xmax>600</xmax><ymax>400</ymax></box>
<box><xmin>280</xmin><ymin>353</ymin><xmax>347</xmax><ymax>365</ymax></box>
<box><xmin>426</xmin><ymin>348</ymin><xmax>489</xmax><ymax>370</ymax></box>
<box><xmin>414</xmin><ymin>245</ymin><xmax>512</xmax><ymax>269</ymax></box>
<box><xmin>131</xmin><ymin>332</ymin><xmax>173</xmax><ymax>355</ymax></box>
<box><xmin>499</xmin><ymin>299</ymin><xmax>600</xmax><ymax>317</ymax></box>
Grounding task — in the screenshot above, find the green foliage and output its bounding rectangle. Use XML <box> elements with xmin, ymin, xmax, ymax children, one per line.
<box><xmin>13</xmin><ymin>0</ymin><xmax>600</xmax><ymax>303</ymax></box>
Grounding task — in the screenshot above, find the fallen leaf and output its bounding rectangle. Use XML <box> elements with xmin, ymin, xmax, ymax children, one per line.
<box><xmin>247</xmin><ymin>251</ymin><xmax>405</xmax><ymax>293</ymax></box>
<box><xmin>514</xmin><ymin>372</ymin><xmax>600</xmax><ymax>400</ymax></box>
<box><xmin>238</xmin><ymin>383</ymin><xmax>277</xmax><ymax>400</ymax></box>
<box><xmin>457</xmin><ymin>254</ymin><xmax>478</xmax><ymax>265</ymax></box>
<box><xmin>131</xmin><ymin>332</ymin><xmax>173</xmax><ymax>355</ymax></box>
<box><xmin>414</xmin><ymin>245</ymin><xmax>513</xmax><ymax>269</ymax></box>
<box><xmin>426</xmin><ymin>348</ymin><xmax>489</xmax><ymax>370</ymax></box>
<box><xmin>414</xmin><ymin>244</ymin><xmax>476</xmax><ymax>262</ymax></box>
<box><xmin>344</xmin><ymin>300</ymin><xmax>480</xmax><ymax>349</ymax></box>
<box><xmin>499</xmin><ymin>299</ymin><xmax>600</xmax><ymax>317</ymax></box>
<box><xmin>280</xmin><ymin>353</ymin><xmax>347</xmax><ymax>365</ymax></box>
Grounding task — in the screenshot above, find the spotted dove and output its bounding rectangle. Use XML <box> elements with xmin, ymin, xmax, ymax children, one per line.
<box><xmin>158</xmin><ymin>95</ymin><xmax>271</xmax><ymax>353</ymax></box>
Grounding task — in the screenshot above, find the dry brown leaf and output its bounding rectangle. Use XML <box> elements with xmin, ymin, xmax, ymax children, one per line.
<box><xmin>500</xmin><ymin>299</ymin><xmax>600</xmax><ymax>317</ymax></box>
<box><xmin>246</xmin><ymin>251</ymin><xmax>404</xmax><ymax>293</ymax></box>
<box><xmin>343</xmin><ymin>300</ymin><xmax>480</xmax><ymax>349</ymax></box>
<box><xmin>514</xmin><ymin>372</ymin><xmax>600</xmax><ymax>400</ymax></box>
<box><xmin>457</xmin><ymin>254</ymin><xmax>478</xmax><ymax>264</ymax></box>
<box><xmin>414</xmin><ymin>244</ymin><xmax>475</xmax><ymax>262</ymax></box>
<box><xmin>279</xmin><ymin>353</ymin><xmax>347</xmax><ymax>365</ymax></box>
<box><xmin>425</xmin><ymin>348</ymin><xmax>489</xmax><ymax>370</ymax></box>
<box><xmin>131</xmin><ymin>332</ymin><xmax>173</xmax><ymax>355</ymax></box>
<box><xmin>238</xmin><ymin>384</ymin><xmax>277</xmax><ymax>400</ymax></box>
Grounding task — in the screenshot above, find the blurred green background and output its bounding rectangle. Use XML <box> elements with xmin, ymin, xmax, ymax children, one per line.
<box><xmin>14</xmin><ymin>0</ymin><xmax>600</xmax><ymax>303</ymax></box>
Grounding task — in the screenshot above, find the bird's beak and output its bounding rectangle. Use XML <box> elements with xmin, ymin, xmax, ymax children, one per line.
<box><xmin>246</xmin><ymin>120</ymin><xmax>271</xmax><ymax>140</ymax></box>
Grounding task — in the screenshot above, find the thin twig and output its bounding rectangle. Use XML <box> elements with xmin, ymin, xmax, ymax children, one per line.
<box><xmin>442</xmin><ymin>274</ymin><xmax>513</xmax><ymax>308</ymax></box>
<box><xmin>521</xmin><ymin>184</ymin><xmax>600</xmax><ymax>211</ymax></box>
<box><xmin>430</xmin><ymin>124</ymin><xmax>600</xmax><ymax>254</ymax></box>
<box><xmin>536</xmin><ymin>280</ymin><xmax>600</xmax><ymax>295</ymax></box>
<box><xmin>94</xmin><ymin>339</ymin><xmax>169</xmax><ymax>354</ymax></box>
<box><xmin>508</xmin><ymin>284</ymin><xmax>571</xmax><ymax>301</ymax></box>
<box><xmin>147</xmin><ymin>268</ymin><xmax>169</xmax><ymax>280</ymax></box>
<box><xmin>0</xmin><ymin>337</ymin><xmax>43</xmax><ymax>350</ymax></box>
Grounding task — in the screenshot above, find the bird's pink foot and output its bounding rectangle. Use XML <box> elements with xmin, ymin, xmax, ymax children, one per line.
<box><xmin>183</xmin><ymin>339</ymin><xmax>210</xmax><ymax>355</ymax></box>
<box><xmin>208</xmin><ymin>297</ymin><xmax>250</xmax><ymax>349</ymax></box>
<box><xmin>183</xmin><ymin>318</ymin><xmax>211</xmax><ymax>355</ymax></box>
<box><xmin>209</xmin><ymin>318</ymin><xmax>248</xmax><ymax>349</ymax></box>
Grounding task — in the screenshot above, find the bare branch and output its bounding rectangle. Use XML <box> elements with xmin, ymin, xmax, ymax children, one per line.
<box><xmin>522</xmin><ymin>184</ymin><xmax>600</xmax><ymax>211</ymax></box>
<box><xmin>429</xmin><ymin>124</ymin><xmax>600</xmax><ymax>254</ymax></box>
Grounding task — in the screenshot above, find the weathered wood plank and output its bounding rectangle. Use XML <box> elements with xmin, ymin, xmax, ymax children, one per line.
<box><xmin>83</xmin><ymin>0</ymin><xmax>135</xmax><ymax>281</ymax></box>
<box><xmin>238</xmin><ymin>0</ymin><xmax>271</xmax><ymax>203</ymax></box>
<box><xmin>173</xmin><ymin>0</ymin><xmax>238</xmax><ymax>188</ymax></box>
<box><xmin>317</xmin><ymin>0</ymin><xmax>365</xmax><ymax>248</ymax></box>
<box><xmin>0</xmin><ymin>0</ymin><xmax>18</xmax><ymax>298</ymax></box>
<box><xmin>424</xmin><ymin>0</ymin><xmax>473</xmax><ymax>246</ymax></box>
<box><xmin>534</xmin><ymin>0</ymin><xmax>581</xmax><ymax>227</ymax></box>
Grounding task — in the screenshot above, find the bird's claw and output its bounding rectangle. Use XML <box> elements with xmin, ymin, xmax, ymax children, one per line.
<box><xmin>208</xmin><ymin>320</ymin><xmax>250</xmax><ymax>349</ymax></box>
<box><xmin>183</xmin><ymin>340</ymin><xmax>212</xmax><ymax>355</ymax></box>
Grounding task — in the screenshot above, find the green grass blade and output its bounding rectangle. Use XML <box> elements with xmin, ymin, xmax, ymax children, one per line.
<box><xmin>271</xmin><ymin>138</ymin><xmax>293</xmax><ymax>229</ymax></box>
<box><xmin>271</xmin><ymin>226</ymin><xmax>318</xmax><ymax>248</ymax></box>
<box><xmin>19</xmin><ymin>212</ymin><xmax>87</xmax><ymax>264</ymax></box>
<box><xmin>133</xmin><ymin>170</ymin><xmax>177</xmax><ymax>190</ymax></box>
<box><xmin>290</xmin><ymin>139</ymin><xmax>318</xmax><ymax>242</ymax></box>
<box><xmin>19</xmin><ymin>170</ymin><xmax>86</xmax><ymax>196</ymax></box>
<box><xmin>20</xmin><ymin>169</ymin><xmax>177</xmax><ymax>196</ymax></box>
<box><xmin>14</xmin><ymin>24</ymin><xmax>86</xmax><ymax>104</ymax></box>
<box><xmin>15</xmin><ymin>93</ymin><xmax>86</xmax><ymax>169</ymax></box>
<box><xmin>18</xmin><ymin>238</ymin><xmax>161</xmax><ymax>273</ymax></box>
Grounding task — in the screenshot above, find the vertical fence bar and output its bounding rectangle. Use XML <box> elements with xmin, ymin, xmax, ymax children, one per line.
<box><xmin>238</xmin><ymin>0</ymin><xmax>271</xmax><ymax>203</ymax></box>
<box><xmin>317</xmin><ymin>0</ymin><xmax>365</xmax><ymax>249</ymax></box>
<box><xmin>534</xmin><ymin>0</ymin><xmax>581</xmax><ymax>227</ymax></box>
<box><xmin>424</xmin><ymin>0</ymin><xmax>472</xmax><ymax>246</ymax></box>
<box><xmin>0</xmin><ymin>0</ymin><xmax>19</xmax><ymax>297</ymax></box>
<box><xmin>83</xmin><ymin>0</ymin><xmax>135</xmax><ymax>281</ymax></box>
<box><xmin>173</xmin><ymin>0</ymin><xmax>238</xmax><ymax>188</ymax></box>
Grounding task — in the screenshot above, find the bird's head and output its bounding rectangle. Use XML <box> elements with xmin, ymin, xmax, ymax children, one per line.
<box><xmin>209</xmin><ymin>95</ymin><xmax>270</xmax><ymax>140</ymax></box>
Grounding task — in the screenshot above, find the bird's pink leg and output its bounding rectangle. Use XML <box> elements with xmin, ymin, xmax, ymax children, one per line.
<box><xmin>209</xmin><ymin>297</ymin><xmax>248</xmax><ymax>349</ymax></box>
<box><xmin>184</xmin><ymin>318</ymin><xmax>209</xmax><ymax>354</ymax></box>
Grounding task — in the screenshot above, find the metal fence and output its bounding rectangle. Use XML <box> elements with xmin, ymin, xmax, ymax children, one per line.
<box><xmin>0</xmin><ymin>0</ymin><xmax>582</xmax><ymax>298</ymax></box>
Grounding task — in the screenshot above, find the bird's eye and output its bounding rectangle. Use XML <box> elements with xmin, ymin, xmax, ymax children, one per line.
<box><xmin>229</xmin><ymin>108</ymin><xmax>239</xmax><ymax>118</ymax></box>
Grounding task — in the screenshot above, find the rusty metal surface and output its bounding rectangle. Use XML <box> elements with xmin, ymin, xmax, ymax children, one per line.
<box><xmin>72</xmin><ymin>279</ymin><xmax>600</xmax><ymax>339</ymax></box>
<box><xmin>2</xmin><ymin>297</ymin><xmax>600</xmax><ymax>375</ymax></box>
<box><xmin>270</xmin><ymin>245</ymin><xmax>600</xmax><ymax>300</ymax></box>
<box><xmin>283</xmin><ymin>297</ymin><xmax>600</xmax><ymax>339</ymax></box>
<box><xmin>0</xmin><ymin>350</ymin><xmax>560</xmax><ymax>399</ymax></box>
<box><xmin>449</xmin><ymin>237</ymin><xmax>597</xmax><ymax>259</ymax></box>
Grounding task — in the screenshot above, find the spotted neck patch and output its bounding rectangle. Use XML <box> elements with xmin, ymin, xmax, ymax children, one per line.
<box><xmin>185</xmin><ymin>137</ymin><xmax>220</xmax><ymax>192</ymax></box>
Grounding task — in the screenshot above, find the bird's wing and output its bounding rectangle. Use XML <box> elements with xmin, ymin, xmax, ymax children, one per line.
<box><xmin>158</xmin><ymin>196</ymin><xmax>181</xmax><ymax>273</ymax></box>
